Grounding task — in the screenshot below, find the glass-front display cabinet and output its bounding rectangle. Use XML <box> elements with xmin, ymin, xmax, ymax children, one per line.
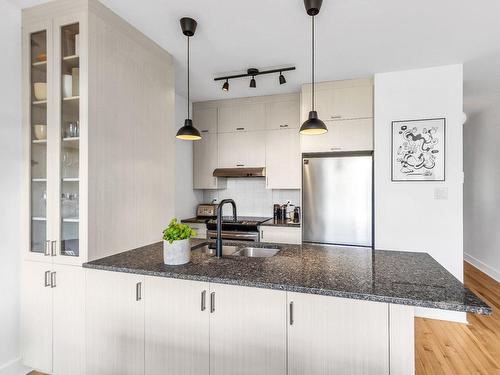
<box><xmin>24</xmin><ymin>16</ymin><xmax>84</xmax><ymax>266</ymax></box>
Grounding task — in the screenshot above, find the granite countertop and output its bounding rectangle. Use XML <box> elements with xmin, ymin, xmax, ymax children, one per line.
<box><xmin>83</xmin><ymin>239</ymin><xmax>491</xmax><ymax>315</ymax></box>
<box><xmin>260</xmin><ymin>218</ymin><xmax>301</xmax><ymax>227</ymax></box>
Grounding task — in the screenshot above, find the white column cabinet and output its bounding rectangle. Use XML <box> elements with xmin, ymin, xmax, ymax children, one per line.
<box><xmin>209</xmin><ymin>284</ymin><xmax>287</xmax><ymax>375</ymax></box>
<box><xmin>265</xmin><ymin>128</ymin><xmax>301</xmax><ymax>189</ymax></box>
<box><xmin>145</xmin><ymin>277</ymin><xmax>210</xmax><ymax>375</ymax></box>
<box><xmin>287</xmin><ymin>292</ymin><xmax>390</xmax><ymax>375</ymax></box>
<box><xmin>21</xmin><ymin>261</ymin><xmax>85</xmax><ymax>375</ymax></box>
<box><xmin>86</xmin><ymin>269</ymin><xmax>145</xmax><ymax>375</ymax></box>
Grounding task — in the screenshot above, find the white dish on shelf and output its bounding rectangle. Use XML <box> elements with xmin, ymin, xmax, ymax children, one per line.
<box><xmin>33</xmin><ymin>82</ymin><xmax>47</xmax><ymax>101</ymax></box>
<box><xmin>63</xmin><ymin>75</ymin><xmax>72</xmax><ymax>98</ymax></box>
<box><xmin>33</xmin><ymin>124</ymin><xmax>47</xmax><ymax>140</ymax></box>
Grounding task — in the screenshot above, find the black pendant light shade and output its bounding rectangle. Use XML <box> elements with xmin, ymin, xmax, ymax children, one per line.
<box><xmin>300</xmin><ymin>111</ymin><xmax>327</xmax><ymax>135</ymax></box>
<box><xmin>176</xmin><ymin>17</ymin><xmax>202</xmax><ymax>141</ymax></box>
<box><xmin>176</xmin><ymin>119</ymin><xmax>202</xmax><ymax>140</ymax></box>
<box><xmin>222</xmin><ymin>79</ymin><xmax>229</xmax><ymax>91</ymax></box>
<box><xmin>300</xmin><ymin>0</ymin><xmax>328</xmax><ymax>135</ymax></box>
<box><xmin>249</xmin><ymin>76</ymin><xmax>256</xmax><ymax>88</ymax></box>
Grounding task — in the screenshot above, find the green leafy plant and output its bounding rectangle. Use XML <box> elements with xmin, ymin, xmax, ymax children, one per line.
<box><xmin>162</xmin><ymin>218</ymin><xmax>196</xmax><ymax>244</ymax></box>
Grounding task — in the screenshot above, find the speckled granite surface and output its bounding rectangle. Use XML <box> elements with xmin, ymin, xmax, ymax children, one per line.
<box><xmin>83</xmin><ymin>239</ymin><xmax>491</xmax><ymax>315</ymax></box>
<box><xmin>260</xmin><ymin>219</ymin><xmax>301</xmax><ymax>227</ymax></box>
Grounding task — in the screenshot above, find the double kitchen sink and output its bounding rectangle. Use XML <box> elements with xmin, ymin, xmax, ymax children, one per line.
<box><xmin>195</xmin><ymin>244</ymin><xmax>280</xmax><ymax>258</ymax></box>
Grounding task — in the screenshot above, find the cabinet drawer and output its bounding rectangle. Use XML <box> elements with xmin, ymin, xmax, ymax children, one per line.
<box><xmin>260</xmin><ymin>226</ymin><xmax>302</xmax><ymax>244</ymax></box>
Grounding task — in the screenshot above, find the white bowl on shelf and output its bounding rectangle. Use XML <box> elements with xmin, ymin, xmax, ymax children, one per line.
<box><xmin>33</xmin><ymin>124</ymin><xmax>47</xmax><ymax>140</ymax></box>
<box><xmin>33</xmin><ymin>82</ymin><xmax>47</xmax><ymax>101</ymax></box>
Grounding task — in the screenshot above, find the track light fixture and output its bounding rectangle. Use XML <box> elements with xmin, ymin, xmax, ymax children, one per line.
<box><xmin>215</xmin><ymin>66</ymin><xmax>295</xmax><ymax>90</ymax></box>
<box><xmin>279</xmin><ymin>71</ymin><xmax>286</xmax><ymax>85</ymax></box>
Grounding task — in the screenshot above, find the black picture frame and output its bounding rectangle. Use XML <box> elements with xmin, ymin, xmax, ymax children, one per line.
<box><xmin>391</xmin><ymin>118</ymin><xmax>446</xmax><ymax>182</ymax></box>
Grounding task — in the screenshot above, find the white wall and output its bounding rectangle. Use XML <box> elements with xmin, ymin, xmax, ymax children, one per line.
<box><xmin>374</xmin><ymin>64</ymin><xmax>465</xmax><ymax>321</ymax></box>
<box><xmin>464</xmin><ymin>106</ymin><xmax>500</xmax><ymax>282</ymax></box>
<box><xmin>174</xmin><ymin>93</ymin><xmax>202</xmax><ymax>219</ymax></box>
<box><xmin>0</xmin><ymin>0</ymin><xmax>23</xmax><ymax>373</ymax></box>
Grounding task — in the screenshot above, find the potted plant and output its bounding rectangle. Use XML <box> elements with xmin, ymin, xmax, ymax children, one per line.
<box><xmin>162</xmin><ymin>218</ymin><xmax>196</xmax><ymax>265</ymax></box>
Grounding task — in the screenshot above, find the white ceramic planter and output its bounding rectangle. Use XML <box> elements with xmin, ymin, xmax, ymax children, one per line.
<box><xmin>163</xmin><ymin>238</ymin><xmax>191</xmax><ymax>265</ymax></box>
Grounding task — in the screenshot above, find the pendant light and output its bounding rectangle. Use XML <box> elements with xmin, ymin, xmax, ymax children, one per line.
<box><xmin>300</xmin><ymin>0</ymin><xmax>328</xmax><ymax>135</ymax></box>
<box><xmin>176</xmin><ymin>17</ymin><xmax>202</xmax><ymax>141</ymax></box>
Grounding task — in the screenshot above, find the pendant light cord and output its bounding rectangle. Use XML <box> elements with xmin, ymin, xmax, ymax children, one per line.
<box><xmin>312</xmin><ymin>15</ymin><xmax>315</xmax><ymax>111</ymax></box>
<box><xmin>187</xmin><ymin>35</ymin><xmax>190</xmax><ymax>119</ymax></box>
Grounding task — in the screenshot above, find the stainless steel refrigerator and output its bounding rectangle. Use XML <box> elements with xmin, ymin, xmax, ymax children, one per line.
<box><xmin>302</xmin><ymin>152</ymin><xmax>373</xmax><ymax>247</ymax></box>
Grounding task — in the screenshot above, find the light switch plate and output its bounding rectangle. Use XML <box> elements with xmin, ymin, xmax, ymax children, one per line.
<box><xmin>434</xmin><ymin>187</ymin><xmax>448</xmax><ymax>200</ymax></box>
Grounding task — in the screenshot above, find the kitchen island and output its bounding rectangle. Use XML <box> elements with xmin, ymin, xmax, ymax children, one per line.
<box><xmin>83</xmin><ymin>240</ymin><xmax>490</xmax><ymax>375</ymax></box>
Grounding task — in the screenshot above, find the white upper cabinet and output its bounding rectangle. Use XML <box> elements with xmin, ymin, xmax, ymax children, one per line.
<box><xmin>218</xmin><ymin>131</ymin><xmax>266</xmax><ymax>168</ymax></box>
<box><xmin>265</xmin><ymin>129</ymin><xmax>301</xmax><ymax>189</ymax></box>
<box><xmin>265</xmin><ymin>95</ymin><xmax>300</xmax><ymax>130</ymax></box>
<box><xmin>218</xmin><ymin>102</ymin><xmax>266</xmax><ymax>133</ymax></box>
<box><xmin>193</xmin><ymin>107</ymin><xmax>218</xmax><ymax>133</ymax></box>
<box><xmin>301</xmin><ymin>118</ymin><xmax>373</xmax><ymax>153</ymax></box>
<box><xmin>301</xmin><ymin>78</ymin><xmax>373</xmax><ymax>122</ymax></box>
<box><xmin>193</xmin><ymin>133</ymin><xmax>226</xmax><ymax>189</ymax></box>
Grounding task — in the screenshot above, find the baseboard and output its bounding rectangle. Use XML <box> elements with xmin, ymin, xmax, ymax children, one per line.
<box><xmin>415</xmin><ymin>307</ymin><xmax>467</xmax><ymax>324</ymax></box>
<box><xmin>464</xmin><ymin>252</ymin><xmax>500</xmax><ymax>282</ymax></box>
<box><xmin>0</xmin><ymin>357</ymin><xmax>29</xmax><ymax>375</ymax></box>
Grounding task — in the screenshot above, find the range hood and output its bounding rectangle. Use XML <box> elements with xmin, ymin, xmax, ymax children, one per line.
<box><xmin>213</xmin><ymin>167</ymin><xmax>266</xmax><ymax>178</ymax></box>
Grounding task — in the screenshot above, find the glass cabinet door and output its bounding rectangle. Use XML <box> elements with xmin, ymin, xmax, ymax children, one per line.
<box><xmin>58</xmin><ymin>22</ymin><xmax>81</xmax><ymax>258</ymax></box>
<box><xmin>29</xmin><ymin>29</ymin><xmax>50</xmax><ymax>255</ymax></box>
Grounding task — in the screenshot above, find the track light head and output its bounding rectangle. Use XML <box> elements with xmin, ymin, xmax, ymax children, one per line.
<box><xmin>222</xmin><ymin>80</ymin><xmax>229</xmax><ymax>91</ymax></box>
<box><xmin>279</xmin><ymin>72</ymin><xmax>286</xmax><ymax>85</ymax></box>
<box><xmin>250</xmin><ymin>76</ymin><xmax>256</xmax><ymax>88</ymax></box>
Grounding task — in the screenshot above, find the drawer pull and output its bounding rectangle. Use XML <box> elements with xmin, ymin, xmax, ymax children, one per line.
<box><xmin>210</xmin><ymin>292</ymin><xmax>215</xmax><ymax>313</ymax></box>
<box><xmin>201</xmin><ymin>290</ymin><xmax>207</xmax><ymax>311</ymax></box>
<box><xmin>289</xmin><ymin>301</ymin><xmax>294</xmax><ymax>325</ymax></box>
<box><xmin>279</xmin><ymin>124</ymin><xmax>289</xmax><ymax>128</ymax></box>
<box><xmin>236</xmin><ymin>127</ymin><xmax>245</xmax><ymax>131</ymax></box>
<box><xmin>44</xmin><ymin>271</ymin><xmax>51</xmax><ymax>287</ymax></box>
<box><xmin>50</xmin><ymin>272</ymin><xmax>56</xmax><ymax>288</ymax></box>
<box><xmin>136</xmin><ymin>282</ymin><xmax>142</xmax><ymax>301</ymax></box>
<box><xmin>330</xmin><ymin>115</ymin><xmax>342</xmax><ymax>119</ymax></box>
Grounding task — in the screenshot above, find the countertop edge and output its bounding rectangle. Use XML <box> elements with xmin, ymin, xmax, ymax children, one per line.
<box><xmin>82</xmin><ymin>261</ymin><xmax>492</xmax><ymax>316</ymax></box>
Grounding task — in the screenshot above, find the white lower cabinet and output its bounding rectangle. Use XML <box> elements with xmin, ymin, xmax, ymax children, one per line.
<box><xmin>21</xmin><ymin>261</ymin><xmax>85</xmax><ymax>375</ymax></box>
<box><xmin>145</xmin><ymin>277</ymin><xmax>210</xmax><ymax>375</ymax></box>
<box><xmin>86</xmin><ymin>269</ymin><xmax>145</xmax><ymax>375</ymax></box>
<box><xmin>209</xmin><ymin>284</ymin><xmax>287</xmax><ymax>375</ymax></box>
<box><xmin>260</xmin><ymin>226</ymin><xmax>302</xmax><ymax>244</ymax></box>
<box><xmin>287</xmin><ymin>292</ymin><xmax>390</xmax><ymax>375</ymax></box>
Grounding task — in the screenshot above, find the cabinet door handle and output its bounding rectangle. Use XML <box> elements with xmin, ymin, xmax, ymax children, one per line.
<box><xmin>236</xmin><ymin>164</ymin><xmax>244</xmax><ymax>167</ymax></box>
<box><xmin>136</xmin><ymin>282</ymin><xmax>142</xmax><ymax>301</ymax></box>
<box><xmin>289</xmin><ymin>301</ymin><xmax>294</xmax><ymax>325</ymax></box>
<box><xmin>280</xmin><ymin>124</ymin><xmax>289</xmax><ymax>128</ymax></box>
<box><xmin>50</xmin><ymin>272</ymin><xmax>56</xmax><ymax>288</ymax></box>
<box><xmin>44</xmin><ymin>271</ymin><xmax>51</xmax><ymax>287</ymax></box>
<box><xmin>201</xmin><ymin>290</ymin><xmax>207</xmax><ymax>311</ymax></box>
<box><xmin>236</xmin><ymin>127</ymin><xmax>245</xmax><ymax>131</ymax></box>
<box><xmin>50</xmin><ymin>240</ymin><xmax>57</xmax><ymax>256</ymax></box>
<box><xmin>330</xmin><ymin>147</ymin><xmax>342</xmax><ymax>151</ymax></box>
<box><xmin>210</xmin><ymin>292</ymin><xmax>215</xmax><ymax>313</ymax></box>
<box><xmin>330</xmin><ymin>115</ymin><xmax>342</xmax><ymax>119</ymax></box>
<box><xmin>44</xmin><ymin>240</ymin><xmax>50</xmax><ymax>256</ymax></box>
<box><xmin>201</xmin><ymin>130</ymin><xmax>209</xmax><ymax>133</ymax></box>
<box><xmin>261</xmin><ymin>229</ymin><xmax>264</xmax><ymax>240</ymax></box>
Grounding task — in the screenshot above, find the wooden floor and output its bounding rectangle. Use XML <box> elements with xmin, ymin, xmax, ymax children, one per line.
<box><xmin>28</xmin><ymin>262</ymin><xmax>499</xmax><ymax>375</ymax></box>
<box><xmin>416</xmin><ymin>262</ymin><xmax>500</xmax><ymax>374</ymax></box>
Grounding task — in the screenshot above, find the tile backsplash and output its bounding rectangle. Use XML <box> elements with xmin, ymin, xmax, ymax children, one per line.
<box><xmin>202</xmin><ymin>178</ymin><xmax>300</xmax><ymax>217</ymax></box>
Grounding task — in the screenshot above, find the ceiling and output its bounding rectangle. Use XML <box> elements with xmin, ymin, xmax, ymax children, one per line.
<box><xmin>12</xmin><ymin>0</ymin><xmax>500</xmax><ymax>113</ymax></box>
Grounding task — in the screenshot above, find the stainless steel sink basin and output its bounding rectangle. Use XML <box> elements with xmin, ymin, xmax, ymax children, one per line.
<box><xmin>232</xmin><ymin>247</ymin><xmax>280</xmax><ymax>258</ymax></box>
<box><xmin>194</xmin><ymin>245</ymin><xmax>240</xmax><ymax>256</ymax></box>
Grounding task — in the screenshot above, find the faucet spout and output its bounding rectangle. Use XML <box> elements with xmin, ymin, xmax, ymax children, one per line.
<box><xmin>216</xmin><ymin>199</ymin><xmax>237</xmax><ymax>258</ymax></box>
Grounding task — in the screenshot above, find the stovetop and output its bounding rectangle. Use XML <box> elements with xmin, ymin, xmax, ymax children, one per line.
<box><xmin>206</xmin><ymin>216</ymin><xmax>272</xmax><ymax>232</ymax></box>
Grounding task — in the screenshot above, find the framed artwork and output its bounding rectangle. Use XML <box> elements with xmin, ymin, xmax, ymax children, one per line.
<box><xmin>391</xmin><ymin>118</ymin><xmax>446</xmax><ymax>181</ymax></box>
